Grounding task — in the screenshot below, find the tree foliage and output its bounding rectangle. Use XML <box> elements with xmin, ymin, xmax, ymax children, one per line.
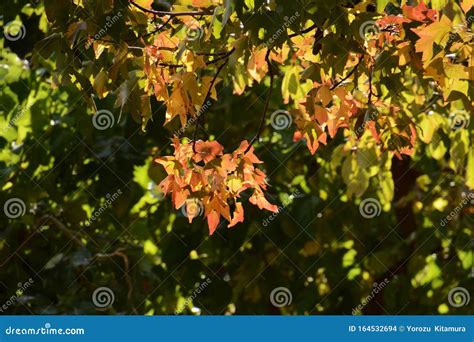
<box><xmin>0</xmin><ymin>0</ymin><xmax>472</xmax><ymax>315</ymax></box>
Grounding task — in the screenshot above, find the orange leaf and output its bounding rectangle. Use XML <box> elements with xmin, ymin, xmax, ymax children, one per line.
<box><xmin>250</xmin><ymin>191</ymin><xmax>278</xmax><ymax>212</ymax></box>
<box><xmin>193</xmin><ymin>140</ymin><xmax>224</xmax><ymax>163</ymax></box>
<box><xmin>228</xmin><ymin>202</ymin><xmax>244</xmax><ymax>228</ymax></box>
<box><xmin>207</xmin><ymin>210</ymin><xmax>220</xmax><ymax>235</ymax></box>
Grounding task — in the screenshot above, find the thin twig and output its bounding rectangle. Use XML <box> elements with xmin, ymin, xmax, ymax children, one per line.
<box><xmin>206</xmin><ymin>47</ymin><xmax>236</xmax><ymax>65</ymax></box>
<box><xmin>192</xmin><ymin>59</ymin><xmax>230</xmax><ymax>152</ymax></box>
<box><xmin>330</xmin><ymin>57</ymin><xmax>362</xmax><ymax>90</ymax></box>
<box><xmin>158</xmin><ymin>62</ymin><xmax>184</xmax><ymax>67</ymax></box>
<box><xmin>367</xmin><ymin>63</ymin><xmax>374</xmax><ymax>105</ymax></box>
<box><xmin>246</xmin><ymin>48</ymin><xmax>275</xmax><ymax>152</ymax></box>
<box><xmin>94</xmin><ymin>248</ymin><xmax>136</xmax><ymax>313</ymax></box>
<box><xmin>196</xmin><ymin>51</ymin><xmax>230</xmax><ymax>56</ymax></box>
<box><xmin>288</xmin><ymin>23</ymin><xmax>318</xmax><ymax>38</ymax></box>
<box><xmin>44</xmin><ymin>215</ymin><xmax>85</xmax><ymax>247</ymax></box>
<box><xmin>142</xmin><ymin>16</ymin><xmax>174</xmax><ymax>40</ymax></box>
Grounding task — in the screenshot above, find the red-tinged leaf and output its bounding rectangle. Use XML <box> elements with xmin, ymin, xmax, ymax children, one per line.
<box><xmin>367</xmin><ymin>121</ymin><xmax>381</xmax><ymax>144</ymax></box>
<box><xmin>173</xmin><ymin>188</ymin><xmax>190</xmax><ymax>210</ymax></box>
<box><xmin>228</xmin><ymin>202</ymin><xmax>244</xmax><ymax>228</ymax></box>
<box><xmin>219</xmin><ymin>154</ymin><xmax>238</xmax><ymax>175</ymax></box>
<box><xmin>159</xmin><ymin>176</ymin><xmax>174</xmax><ymax>194</ymax></box>
<box><xmin>306</xmin><ymin>133</ymin><xmax>320</xmax><ymax>155</ymax></box>
<box><xmin>234</xmin><ymin>140</ymin><xmax>250</xmax><ymax>155</ymax></box>
<box><xmin>249</xmin><ymin>191</ymin><xmax>278</xmax><ymax>212</ymax></box>
<box><xmin>317</xmin><ymin>86</ymin><xmax>332</xmax><ymax>107</ymax></box>
<box><xmin>207</xmin><ymin>210</ymin><xmax>220</xmax><ymax>235</ymax></box>
<box><xmin>193</xmin><ymin>140</ymin><xmax>224</xmax><ymax>163</ymax></box>
<box><xmin>313</xmin><ymin>105</ymin><xmax>329</xmax><ymax>125</ymax></box>
<box><xmin>402</xmin><ymin>2</ymin><xmax>437</xmax><ymax>23</ymax></box>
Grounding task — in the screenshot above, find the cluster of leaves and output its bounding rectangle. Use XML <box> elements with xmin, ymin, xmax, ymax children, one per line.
<box><xmin>156</xmin><ymin>139</ymin><xmax>277</xmax><ymax>234</ymax></box>
<box><xmin>32</xmin><ymin>0</ymin><xmax>473</xmax><ymax>233</ymax></box>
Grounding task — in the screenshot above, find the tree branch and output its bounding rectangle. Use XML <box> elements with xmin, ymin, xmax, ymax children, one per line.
<box><xmin>367</xmin><ymin>63</ymin><xmax>374</xmax><ymax>106</ymax></box>
<box><xmin>129</xmin><ymin>1</ymin><xmax>212</xmax><ymax>17</ymax></box>
<box><xmin>288</xmin><ymin>23</ymin><xmax>318</xmax><ymax>38</ymax></box>
<box><xmin>94</xmin><ymin>247</ymin><xmax>136</xmax><ymax>313</ymax></box>
<box><xmin>141</xmin><ymin>16</ymin><xmax>174</xmax><ymax>40</ymax></box>
<box><xmin>330</xmin><ymin>57</ymin><xmax>362</xmax><ymax>90</ymax></box>
<box><xmin>205</xmin><ymin>47</ymin><xmax>236</xmax><ymax>65</ymax></box>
